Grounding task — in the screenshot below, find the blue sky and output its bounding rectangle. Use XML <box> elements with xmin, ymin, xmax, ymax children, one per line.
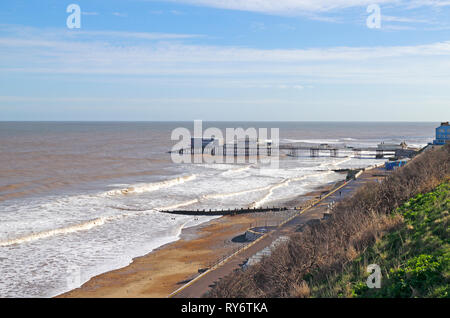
<box><xmin>0</xmin><ymin>0</ymin><xmax>449</xmax><ymax>121</ymax></box>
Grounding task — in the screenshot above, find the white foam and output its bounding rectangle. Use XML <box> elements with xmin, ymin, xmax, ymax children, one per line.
<box><xmin>202</xmin><ymin>184</ymin><xmax>272</xmax><ymax>200</ymax></box>
<box><xmin>158</xmin><ymin>199</ymin><xmax>199</xmax><ymax>211</ymax></box>
<box><xmin>282</xmin><ymin>139</ymin><xmax>343</xmax><ymax>144</ymax></box>
<box><xmin>105</xmin><ymin>175</ymin><xmax>196</xmax><ymax>196</ymax></box>
<box><xmin>0</xmin><ymin>217</ymin><xmax>107</xmax><ymax>247</ymax></box>
<box><xmin>221</xmin><ymin>164</ymin><xmax>253</xmax><ymax>176</ymax></box>
<box><xmin>310</xmin><ymin>156</ymin><xmax>352</xmax><ymax>170</ymax></box>
<box><xmin>0</xmin><ymin>197</ymin><xmax>207</xmax><ymax>247</ymax></box>
<box><xmin>249</xmin><ymin>171</ymin><xmax>332</xmax><ymax>208</ymax></box>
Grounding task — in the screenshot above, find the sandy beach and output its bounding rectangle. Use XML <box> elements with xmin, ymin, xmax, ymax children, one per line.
<box><xmin>57</xmin><ymin>180</ymin><xmax>338</xmax><ymax>298</ymax></box>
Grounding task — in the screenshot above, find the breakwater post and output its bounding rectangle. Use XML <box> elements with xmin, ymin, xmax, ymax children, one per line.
<box><xmin>158</xmin><ymin>206</ymin><xmax>288</xmax><ymax>216</ymax></box>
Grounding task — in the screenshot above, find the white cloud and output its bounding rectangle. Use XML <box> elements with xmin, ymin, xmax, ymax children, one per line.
<box><xmin>165</xmin><ymin>0</ymin><xmax>450</xmax><ymax>16</ymax></box>
<box><xmin>250</xmin><ymin>22</ymin><xmax>266</xmax><ymax>31</ymax></box>
<box><xmin>1</xmin><ymin>25</ymin><xmax>450</xmax><ymax>86</ymax></box>
<box><xmin>0</xmin><ymin>24</ymin><xmax>203</xmax><ymax>41</ymax></box>
<box><xmin>3</xmin><ymin>34</ymin><xmax>450</xmax><ymax>63</ymax></box>
<box><xmin>382</xmin><ymin>15</ymin><xmax>431</xmax><ymax>23</ymax></box>
<box><xmin>0</xmin><ymin>96</ymin><xmax>301</xmax><ymax>106</ymax></box>
<box><xmin>74</xmin><ymin>30</ymin><xmax>203</xmax><ymax>40</ymax></box>
<box><xmin>81</xmin><ymin>12</ymin><xmax>99</xmax><ymax>16</ymax></box>
<box><xmin>112</xmin><ymin>12</ymin><xmax>128</xmax><ymax>17</ymax></box>
<box><xmin>157</xmin><ymin>0</ymin><xmax>450</xmax><ymax>29</ymax></box>
<box><xmin>167</xmin><ymin>0</ymin><xmax>395</xmax><ymax>14</ymax></box>
<box><xmin>405</xmin><ymin>0</ymin><xmax>450</xmax><ymax>9</ymax></box>
<box><xmin>170</xmin><ymin>10</ymin><xmax>185</xmax><ymax>15</ymax></box>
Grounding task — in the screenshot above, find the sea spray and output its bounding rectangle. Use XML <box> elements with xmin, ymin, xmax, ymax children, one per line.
<box><xmin>105</xmin><ymin>175</ymin><xmax>196</xmax><ymax>196</ymax></box>
<box><xmin>0</xmin><ymin>217</ymin><xmax>107</xmax><ymax>247</ymax></box>
<box><xmin>318</xmin><ymin>157</ymin><xmax>352</xmax><ymax>170</ymax></box>
<box><xmin>158</xmin><ymin>199</ymin><xmax>200</xmax><ymax>211</ymax></box>
<box><xmin>250</xmin><ymin>171</ymin><xmax>333</xmax><ymax>208</ymax></box>
<box><xmin>221</xmin><ymin>164</ymin><xmax>253</xmax><ymax>176</ymax></box>
<box><xmin>202</xmin><ymin>184</ymin><xmax>272</xmax><ymax>200</ymax></box>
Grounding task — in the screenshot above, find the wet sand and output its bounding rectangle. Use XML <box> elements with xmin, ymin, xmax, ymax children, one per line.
<box><xmin>57</xmin><ymin>181</ymin><xmax>340</xmax><ymax>298</ymax></box>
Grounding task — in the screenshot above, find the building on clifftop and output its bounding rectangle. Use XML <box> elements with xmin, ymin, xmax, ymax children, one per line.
<box><xmin>433</xmin><ymin>122</ymin><xmax>450</xmax><ymax>145</ymax></box>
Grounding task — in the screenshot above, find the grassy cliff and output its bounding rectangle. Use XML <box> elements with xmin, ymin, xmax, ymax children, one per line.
<box><xmin>311</xmin><ymin>181</ymin><xmax>449</xmax><ymax>298</ymax></box>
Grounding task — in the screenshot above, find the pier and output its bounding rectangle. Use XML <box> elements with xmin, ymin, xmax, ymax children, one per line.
<box><xmin>170</xmin><ymin>144</ymin><xmax>272</xmax><ymax>157</ymax></box>
<box><xmin>171</xmin><ymin>140</ymin><xmax>417</xmax><ymax>159</ymax></box>
<box><xmin>280</xmin><ymin>142</ymin><xmax>417</xmax><ymax>159</ymax></box>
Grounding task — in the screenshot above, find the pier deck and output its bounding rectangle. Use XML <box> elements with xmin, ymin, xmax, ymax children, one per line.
<box><xmin>170</xmin><ymin>143</ymin><xmax>415</xmax><ymax>159</ymax></box>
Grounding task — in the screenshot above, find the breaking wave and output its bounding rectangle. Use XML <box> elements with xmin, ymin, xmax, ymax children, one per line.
<box><xmin>105</xmin><ymin>175</ymin><xmax>196</xmax><ymax>196</ymax></box>
<box><xmin>250</xmin><ymin>171</ymin><xmax>333</xmax><ymax>208</ymax></box>
<box><xmin>0</xmin><ymin>218</ymin><xmax>107</xmax><ymax>247</ymax></box>
<box><xmin>317</xmin><ymin>157</ymin><xmax>352</xmax><ymax>170</ymax></box>
<box><xmin>158</xmin><ymin>199</ymin><xmax>200</xmax><ymax>211</ymax></box>
<box><xmin>0</xmin><ymin>208</ymin><xmax>162</xmax><ymax>247</ymax></box>
<box><xmin>202</xmin><ymin>184</ymin><xmax>271</xmax><ymax>200</ymax></box>
<box><xmin>221</xmin><ymin>165</ymin><xmax>253</xmax><ymax>176</ymax></box>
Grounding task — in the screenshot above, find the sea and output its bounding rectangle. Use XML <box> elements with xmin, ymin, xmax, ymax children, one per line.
<box><xmin>0</xmin><ymin>121</ymin><xmax>436</xmax><ymax>297</ymax></box>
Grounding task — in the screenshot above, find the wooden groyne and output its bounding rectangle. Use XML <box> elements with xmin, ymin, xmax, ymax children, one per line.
<box><xmin>158</xmin><ymin>207</ymin><xmax>288</xmax><ymax>216</ymax></box>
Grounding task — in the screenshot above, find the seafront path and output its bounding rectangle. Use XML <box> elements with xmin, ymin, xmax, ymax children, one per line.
<box><xmin>170</xmin><ymin>166</ymin><xmax>388</xmax><ymax>298</ymax></box>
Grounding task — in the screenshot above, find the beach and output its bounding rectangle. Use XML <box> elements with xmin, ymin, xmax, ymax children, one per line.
<box><xmin>58</xmin><ymin>181</ymin><xmax>338</xmax><ymax>298</ymax></box>
<box><xmin>59</xmin><ymin>163</ymin><xmax>391</xmax><ymax>298</ymax></box>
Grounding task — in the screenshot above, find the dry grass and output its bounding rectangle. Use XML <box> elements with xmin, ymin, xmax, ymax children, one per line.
<box><xmin>290</xmin><ymin>281</ymin><xmax>310</xmax><ymax>298</ymax></box>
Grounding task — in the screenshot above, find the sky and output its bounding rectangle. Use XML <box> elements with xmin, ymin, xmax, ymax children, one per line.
<box><xmin>0</xmin><ymin>0</ymin><xmax>449</xmax><ymax>121</ymax></box>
